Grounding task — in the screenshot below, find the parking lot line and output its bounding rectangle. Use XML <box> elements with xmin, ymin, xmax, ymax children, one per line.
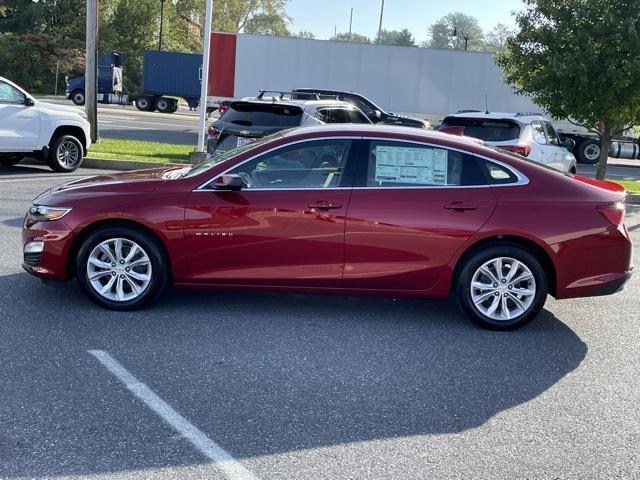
<box><xmin>88</xmin><ymin>350</ymin><xmax>261</xmax><ymax>480</ymax></box>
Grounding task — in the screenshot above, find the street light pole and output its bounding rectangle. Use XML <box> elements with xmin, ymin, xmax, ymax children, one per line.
<box><xmin>194</xmin><ymin>0</ymin><xmax>214</xmax><ymax>159</ymax></box>
<box><xmin>377</xmin><ymin>0</ymin><xmax>384</xmax><ymax>42</ymax></box>
<box><xmin>159</xmin><ymin>0</ymin><xmax>166</xmax><ymax>51</ymax></box>
<box><xmin>85</xmin><ymin>0</ymin><xmax>99</xmax><ymax>143</ymax></box>
<box><xmin>348</xmin><ymin>8</ymin><xmax>353</xmax><ymax>42</ymax></box>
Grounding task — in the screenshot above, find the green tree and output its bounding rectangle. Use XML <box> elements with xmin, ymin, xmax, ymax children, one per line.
<box><xmin>291</xmin><ymin>30</ymin><xmax>315</xmax><ymax>39</ymax></box>
<box><xmin>425</xmin><ymin>12</ymin><xmax>484</xmax><ymax>51</ymax></box>
<box><xmin>243</xmin><ymin>12</ymin><xmax>290</xmax><ymax>35</ymax></box>
<box><xmin>496</xmin><ymin>0</ymin><xmax>640</xmax><ymax>180</ymax></box>
<box><xmin>484</xmin><ymin>23</ymin><xmax>514</xmax><ymax>53</ymax></box>
<box><xmin>331</xmin><ymin>32</ymin><xmax>371</xmax><ymax>43</ymax></box>
<box><xmin>375</xmin><ymin>28</ymin><xmax>416</xmax><ymax>47</ymax></box>
<box><xmin>0</xmin><ymin>0</ymin><xmax>86</xmax><ymax>39</ymax></box>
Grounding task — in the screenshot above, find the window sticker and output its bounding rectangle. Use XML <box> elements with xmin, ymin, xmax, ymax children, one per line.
<box><xmin>374</xmin><ymin>146</ymin><xmax>449</xmax><ymax>185</ymax></box>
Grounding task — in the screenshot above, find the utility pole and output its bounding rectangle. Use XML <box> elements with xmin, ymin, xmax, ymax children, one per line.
<box><xmin>193</xmin><ymin>0</ymin><xmax>214</xmax><ymax>161</ymax></box>
<box><xmin>348</xmin><ymin>8</ymin><xmax>353</xmax><ymax>42</ymax></box>
<box><xmin>85</xmin><ymin>0</ymin><xmax>99</xmax><ymax>143</ymax></box>
<box><xmin>377</xmin><ymin>0</ymin><xmax>384</xmax><ymax>42</ymax></box>
<box><xmin>159</xmin><ymin>0</ymin><xmax>166</xmax><ymax>50</ymax></box>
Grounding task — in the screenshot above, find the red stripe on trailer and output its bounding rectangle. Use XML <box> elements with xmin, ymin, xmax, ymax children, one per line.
<box><xmin>209</xmin><ymin>32</ymin><xmax>236</xmax><ymax>97</ymax></box>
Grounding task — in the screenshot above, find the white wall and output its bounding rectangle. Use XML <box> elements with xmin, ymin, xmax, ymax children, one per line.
<box><xmin>234</xmin><ymin>34</ymin><xmax>539</xmax><ymax>117</ymax></box>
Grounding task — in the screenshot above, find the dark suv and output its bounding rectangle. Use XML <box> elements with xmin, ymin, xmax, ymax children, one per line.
<box><xmin>208</xmin><ymin>98</ymin><xmax>371</xmax><ymax>155</ymax></box>
<box><xmin>291</xmin><ymin>88</ymin><xmax>430</xmax><ymax>129</ymax></box>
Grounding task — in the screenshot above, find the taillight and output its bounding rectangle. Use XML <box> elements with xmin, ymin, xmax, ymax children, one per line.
<box><xmin>219</xmin><ymin>102</ymin><xmax>230</xmax><ymax>116</ymax></box>
<box><xmin>598</xmin><ymin>202</ymin><xmax>625</xmax><ymax>227</ymax></box>
<box><xmin>501</xmin><ymin>144</ymin><xmax>532</xmax><ymax>157</ymax></box>
<box><xmin>208</xmin><ymin>125</ymin><xmax>221</xmax><ymax>138</ymax></box>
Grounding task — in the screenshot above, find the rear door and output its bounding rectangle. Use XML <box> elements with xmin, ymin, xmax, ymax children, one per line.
<box><xmin>184</xmin><ymin>138</ymin><xmax>356</xmax><ymax>287</ymax></box>
<box><xmin>530</xmin><ymin>120</ymin><xmax>550</xmax><ymax>166</ymax></box>
<box><xmin>543</xmin><ymin>121</ymin><xmax>572</xmax><ymax>171</ymax></box>
<box><xmin>343</xmin><ymin>139</ymin><xmax>496</xmax><ymax>291</ymax></box>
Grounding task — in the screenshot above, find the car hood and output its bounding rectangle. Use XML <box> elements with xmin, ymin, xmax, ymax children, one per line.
<box><xmin>37</xmin><ymin>101</ymin><xmax>85</xmax><ymax>116</ymax></box>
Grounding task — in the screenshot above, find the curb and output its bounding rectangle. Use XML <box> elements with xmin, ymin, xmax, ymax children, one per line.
<box><xmin>23</xmin><ymin>157</ymin><xmax>188</xmax><ymax>171</ymax></box>
<box><xmin>626</xmin><ymin>194</ymin><xmax>640</xmax><ymax>205</ymax></box>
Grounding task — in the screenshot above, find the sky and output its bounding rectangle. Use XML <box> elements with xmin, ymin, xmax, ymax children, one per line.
<box><xmin>286</xmin><ymin>0</ymin><xmax>526</xmax><ymax>43</ymax></box>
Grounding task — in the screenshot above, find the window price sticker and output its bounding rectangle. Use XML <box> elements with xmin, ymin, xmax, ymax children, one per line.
<box><xmin>374</xmin><ymin>146</ymin><xmax>448</xmax><ymax>185</ymax></box>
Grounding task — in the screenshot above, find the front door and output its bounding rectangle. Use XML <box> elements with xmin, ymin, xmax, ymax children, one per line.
<box><xmin>343</xmin><ymin>139</ymin><xmax>497</xmax><ymax>291</ymax></box>
<box><xmin>184</xmin><ymin>138</ymin><xmax>355</xmax><ymax>287</ymax></box>
<box><xmin>0</xmin><ymin>80</ymin><xmax>40</xmax><ymax>152</ymax></box>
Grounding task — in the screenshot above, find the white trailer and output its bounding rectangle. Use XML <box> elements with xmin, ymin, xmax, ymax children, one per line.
<box><xmin>207</xmin><ymin>33</ymin><xmax>638</xmax><ymax>162</ymax></box>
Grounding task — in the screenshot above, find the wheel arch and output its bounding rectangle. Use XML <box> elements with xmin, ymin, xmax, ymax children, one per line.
<box><xmin>450</xmin><ymin>234</ymin><xmax>558</xmax><ymax>297</ymax></box>
<box><xmin>65</xmin><ymin>218</ymin><xmax>173</xmax><ymax>281</ymax></box>
<box><xmin>50</xmin><ymin>126</ymin><xmax>88</xmax><ymax>155</ymax></box>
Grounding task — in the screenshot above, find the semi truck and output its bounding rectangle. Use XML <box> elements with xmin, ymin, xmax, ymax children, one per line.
<box><xmin>65</xmin><ymin>50</ymin><xmax>202</xmax><ymax>113</ymax></box>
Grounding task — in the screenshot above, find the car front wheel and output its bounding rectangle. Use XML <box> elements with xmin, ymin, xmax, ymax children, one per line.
<box><xmin>47</xmin><ymin>135</ymin><xmax>84</xmax><ymax>172</ymax></box>
<box><xmin>76</xmin><ymin>226</ymin><xmax>169</xmax><ymax>310</ymax></box>
<box><xmin>456</xmin><ymin>245</ymin><xmax>548</xmax><ymax>330</ymax></box>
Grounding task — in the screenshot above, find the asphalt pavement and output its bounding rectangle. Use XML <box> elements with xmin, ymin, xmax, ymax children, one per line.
<box><xmin>1</xmin><ymin>164</ymin><xmax>639</xmax><ymax>479</ymax></box>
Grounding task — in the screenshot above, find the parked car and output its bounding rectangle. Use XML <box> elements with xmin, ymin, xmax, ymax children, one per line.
<box><xmin>439</xmin><ymin>112</ymin><xmax>577</xmax><ymax>173</ymax></box>
<box><xmin>23</xmin><ymin>125</ymin><xmax>631</xmax><ymax>330</ymax></box>
<box><xmin>0</xmin><ymin>76</ymin><xmax>91</xmax><ymax>172</ymax></box>
<box><xmin>207</xmin><ymin>98</ymin><xmax>371</xmax><ymax>155</ymax></box>
<box><xmin>291</xmin><ymin>88</ymin><xmax>431</xmax><ymax>129</ymax></box>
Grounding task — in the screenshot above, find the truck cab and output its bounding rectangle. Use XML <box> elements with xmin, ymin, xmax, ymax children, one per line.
<box><xmin>0</xmin><ymin>76</ymin><xmax>91</xmax><ymax>172</ymax></box>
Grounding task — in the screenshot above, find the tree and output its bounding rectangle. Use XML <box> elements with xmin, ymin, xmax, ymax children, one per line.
<box><xmin>291</xmin><ymin>31</ymin><xmax>315</xmax><ymax>39</ymax></box>
<box><xmin>331</xmin><ymin>32</ymin><xmax>371</xmax><ymax>44</ymax></box>
<box><xmin>243</xmin><ymin>12</ymin><xmax>290</xmax><ymax>36</ymax></box>
<box><xmin>425</xmin><ymin>12</ymin><xmax>484</xmax><ymax>51</ymax></box>
<box><xmin>375</xmin><ymin>28</ymin><xmax>416</xmax><ymax>47</ymax></box>
<box><xmin>0</xmin><ymin>0</ymin><xmax>86</xmax><ymax>39</ymax></box>
<box><xmin>484</xmin><ymin>23</ymin><xmax>514</xmax><ymax>53</ymax></box>
<box><xmin>496</xmin><ymin>0</ymin><xmax>640</xmax><ymax>180</ymax></box>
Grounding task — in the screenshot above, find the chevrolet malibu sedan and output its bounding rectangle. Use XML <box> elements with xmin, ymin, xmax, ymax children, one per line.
<box><xmin>22</xmin><ymin>125</ymin><xmax>632</xmax><ymax>330</ymax></box>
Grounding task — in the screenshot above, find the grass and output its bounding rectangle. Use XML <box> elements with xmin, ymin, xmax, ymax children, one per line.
<box><xmin>611</xmin><ymin>180</ymin><xmax>640</xmax><ymax>194</ymax></box>
<box><xmin>87</xmin><ymin>139</ymin><xmax>192</xmax><ymax>164</ymax></box>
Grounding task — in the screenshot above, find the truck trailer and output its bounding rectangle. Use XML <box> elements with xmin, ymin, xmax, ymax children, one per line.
<box><xmin>65</xmin><ymin>50</ymin><xmax>202</xmax><ymax>113</ymax></box>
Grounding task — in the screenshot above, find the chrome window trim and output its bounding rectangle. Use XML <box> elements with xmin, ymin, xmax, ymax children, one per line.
<box><xmin>194</xmin><ymin>135</ymin><xmax>529</xmax><ymax>192</ymax></box>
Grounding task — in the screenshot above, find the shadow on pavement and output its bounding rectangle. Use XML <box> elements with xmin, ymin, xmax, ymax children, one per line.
<box><xmin>0</xmin><ymin>273</ymin><xmax>587</xmax><ymax>478</ymax></box>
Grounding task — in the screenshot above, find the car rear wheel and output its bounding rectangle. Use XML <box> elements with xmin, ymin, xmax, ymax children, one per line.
<box><xmin>76</xmin><ymin>226</ymin><xmax>168</xmax><ymax>310</ymax></box>
<box><xmin>456</xmin><ymin>245</ymin><xmax>547</xmax><ymax>330</ymax></box>
<box><xmin>47</xmin><ymin>135</ymin><xmax>83</xmax><ymax>172</ymax></box>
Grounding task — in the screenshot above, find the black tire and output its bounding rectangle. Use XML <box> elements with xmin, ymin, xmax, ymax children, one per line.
<box><xmin>70</xmin><ymin>90</ymin><xmax>85</xmax><ymax>106</ymax></box>
<box><xmin>0</xmin><ymin>154</ymin><xmax>24</xmax><ymax>167</ymax></box>
<box><xmin>76</xmin><ymin>226</ymin><xmax>169</xmax><ymax>310</ymax></box>
<box><xmin>455</xmin><ymin>244</ymin><xmax>548</xmax><ymax>330</ymax></box>
<box><xmin>576</xmin><ymin>139</ymin><xmax>601</xmax><ymax>165</ymax></box>
<box><xmin>169</xmin><ymin>101</ymin><xmax>179</xmax><ymax>113</ymax></box>
<box><xmin>156</xmin><ymin>98</ymin><xmax>176</xmax><ymax>113</ymax></box>
<box><xmin>47</xmin><ymin>134</ymin><xmax>84</xmax><ymax>172</ymax></box>
<box><xmin>135</xmin><ymin>96</ymin><xmax>155</xmax><ymax>112</ymax></box>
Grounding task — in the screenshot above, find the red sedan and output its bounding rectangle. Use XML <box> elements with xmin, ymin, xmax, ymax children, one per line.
<box><xmin>22</xmin><ymin>125</ymin><xmax>632</xmax><ymax>330</ymax></box>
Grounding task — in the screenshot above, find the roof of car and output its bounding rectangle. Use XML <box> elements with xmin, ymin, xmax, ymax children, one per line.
<box><xmin>444</xmin><ymin>111</ymin><xmax>549</xmax><ymax>123</ymax></box>
<box><xmin>236</xmin><ymin>98</ymin><xmax>361</xmax><ymax>110</ymax></box>
<box><xmin>280</xmin><ymin>124</ymin><xmax>486</xmax><ymax>148</ymax></box>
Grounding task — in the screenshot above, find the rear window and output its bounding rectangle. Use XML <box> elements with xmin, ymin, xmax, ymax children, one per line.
<box><xmin>441</xmin><ymin>117</ymin><xmax>521</xmax><ymax>142</ymax></box>
<box><xmin>223</xmin><ymin>103</ymin><xmax>303</xmax><ymax>127</ymax></box>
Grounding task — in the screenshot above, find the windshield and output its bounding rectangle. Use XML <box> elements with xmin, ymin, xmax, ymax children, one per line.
<box><xmin>182</xmin><ymin>133</ymin><xmax>282</xmax><ymax>178</ymax></box>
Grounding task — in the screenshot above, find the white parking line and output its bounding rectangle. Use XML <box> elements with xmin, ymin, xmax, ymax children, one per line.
<box><xmin>88</xmin><ymin>350</ymin><xmax>260</xmax><ymax>480</ymax></box>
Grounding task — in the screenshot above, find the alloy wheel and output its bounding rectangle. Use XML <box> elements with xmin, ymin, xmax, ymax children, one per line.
<box><xmin>470</xmin><ymin>257</ymin><xmax>536</xmax><ymax>321</ymax></box>
<box><xmin>56</xmin><ymin>140</ymin><xmax>80</xmax><ymax>168</ymax></box>
<box><xmin>86</xmin><ymin>238</ymin><xmax>152</xmax><ymax>302</ymax></box>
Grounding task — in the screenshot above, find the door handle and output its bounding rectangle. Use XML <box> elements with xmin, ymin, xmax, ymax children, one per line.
<box><xmin>308</xmin><ymin>201</ymin><xmax>342</xmax><ymax>210</ymax></box>
<box><xmin>444</xmin><ymin>202</ymin><xmax>478</xmax><ymax>211</ymax></box>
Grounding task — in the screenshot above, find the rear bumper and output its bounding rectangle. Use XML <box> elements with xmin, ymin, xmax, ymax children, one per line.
<box><xmin>577</xmin><ymin>271</ymin><xmax>632</xmax><ymax>298</ymax></box>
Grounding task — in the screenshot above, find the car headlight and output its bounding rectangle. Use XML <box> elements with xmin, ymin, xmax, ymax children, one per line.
<box><xmin>28</xmin><ymin>205</ymin><xmax>73</xmax><ymax>222</ymax></box>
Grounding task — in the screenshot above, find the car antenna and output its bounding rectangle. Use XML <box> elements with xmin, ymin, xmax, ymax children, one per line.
<box><xmin>485</xmin><ymin>95</ymin><xmax>489</xmax><ymax>114</ymax></box>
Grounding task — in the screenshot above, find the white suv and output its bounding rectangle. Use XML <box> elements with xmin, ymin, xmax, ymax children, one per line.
<box><xmin>0</xmin><ymin>76</ymin><xmax>91</xmax><ymax>172</ymax></box>
<box><xmin>440</xmin><ymin>112</ymin><xmax>577</xmax><ymax>173</ymax></box>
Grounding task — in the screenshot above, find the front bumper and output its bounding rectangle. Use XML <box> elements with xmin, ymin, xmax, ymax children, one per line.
<box><xmin>22</xmin><ymin>217</ymin><xmax>74</xmax><ymax>280</ymax></box>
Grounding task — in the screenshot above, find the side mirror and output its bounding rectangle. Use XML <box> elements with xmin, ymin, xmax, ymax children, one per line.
<box><xmin>212</xmin><ymin>174</ymin><xmax>243</xmax><ymax>191</ymax></box>
<box><xmin>24</xmin><ymin>97</ymin><xmax>35</xmax><ymax>107</ymax></box>
<box><xmin>374</xmin><ymin>110</ymin><xmax>382</xmax><ymax>121</ymax></box>
<box><xmin>563</xmin><ymin>138</ymin><xmax>576</xmax><ymax>150</ymax></box>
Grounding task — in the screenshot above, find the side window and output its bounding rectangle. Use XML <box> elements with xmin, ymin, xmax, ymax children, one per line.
<box><xmin>363</xmin><ymin>141</ymin><xmax>487</xmax><ymax>187</ymax></box>
<box><xmin>531</xmin><ymin>121</ymin><xmax>547</xmax><ymax>144</ymax></box>
<box><xmin>544</xmin><ymin>122</ymin><xmax>561</xmax><ymax>145</ymax></box>
<box><xmin>347</xmin><ymin>108</ymin><xmax>370</xmax><ymax>124</ymax></box>
<box><xmin>325</xmin><ymin>109</ymin><xmax>350</xmax><ymax>124</ymax></box>
<box><xmin>225</xmin><ymin>139</ymin><xmax>352</xmax><ymax>189</ymax></box>
<box><xmin>0</xmin><ymin>81</ymin><xmax>26</xmax><ymax>104</ymax></box>
<box><xmin>481</xmin><ymin>160</ymin><xmax>519</xmax><ymax>185</ymax></box>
